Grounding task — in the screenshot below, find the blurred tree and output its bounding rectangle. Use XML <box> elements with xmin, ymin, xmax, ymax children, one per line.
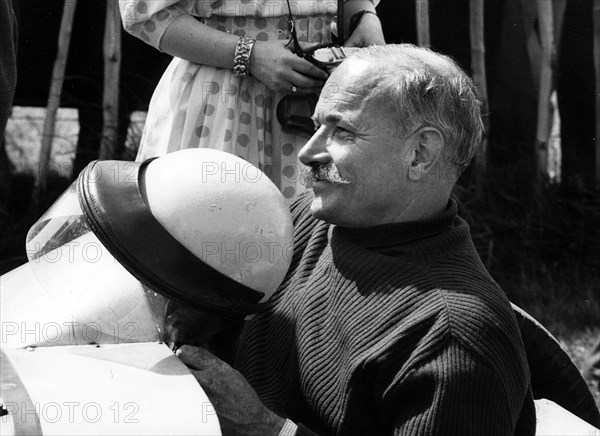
<box><xmin>6</xmin><ymin>0</ymin><xmax>599</xmax><ymax>190</ymax></box>
<box><xmin>0</xmin><ymin>0</ymin><xmax>18</xmax><ymax>207</ymax></box>
<box><xmin>12</xmin><ymin>0</ymin><xmax>172</xmax><ymax>178</ymax></box>
<box><xmin>557</xmin><ymin>0</ymin><xmax>596</xmax><ymax>189</ymax></box>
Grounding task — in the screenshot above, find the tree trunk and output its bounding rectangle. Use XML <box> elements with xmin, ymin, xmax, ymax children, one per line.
<box><xmin>470</xmin><ymin>0</ymin><xmax>489</xmax><ymax>185</ymax></box>
<box><xmin>594</xmin><ymin>0</ymin><xmax>600</xmax><ymax>188</ymax></box>
<box><xmin>416</xmin><ymin>0</ymin><xmax>430</xmax><ymax>47</ymax></box>
<box><xmin>99</xmin><ymin>0</ymin><xmax>122</xmax><ymax>160</ymax></box>
<box><xmin>534</xmin><ymin>0</ymin><xmax>556</xmax><ymax>184</ymax></box>
<box><xmin>33</xmin><ymin>0</ymin><xmax>77</xmax><ymax>205</ymax></box>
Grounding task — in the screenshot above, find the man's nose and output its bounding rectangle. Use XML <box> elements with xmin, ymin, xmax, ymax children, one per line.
<box><xmin>298</xmin><ymin>126</ymin><xmax>330</xmax><ymax>166</ymax></box>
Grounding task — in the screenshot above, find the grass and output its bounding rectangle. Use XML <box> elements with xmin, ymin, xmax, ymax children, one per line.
<box><xmin>558</xmin><ymin>329</ymin><xmax>600</xmax><ymax>409</ymax></box>
<box><xmin>454</xmin><ymin>167</ymin><xmax>600</xmax><ymax>410</ymax></box>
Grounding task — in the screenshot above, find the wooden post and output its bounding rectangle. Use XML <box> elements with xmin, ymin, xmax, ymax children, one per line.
<box><xmin>551</xmin><ymin>0</ymin><xmax>566</xmax><ymax>182</ymax></box>
<box><xmin>416</xmin><ymin>0</ymin><xmax>430</xmax><ymax>47</ymax></box>
<box><xmin>521</xmin><ymin>0</ymin><xmax>541</xmax><ymax>93</ymax></box>
<box><xmin>337</xmin><ymin>0</ymin><xmax>345</xmax><ymax>45</ymax></box>
<box><xmin>469</xmin><ymin>0</ymin><xmax>489</xmax><ymax>182</ymax></box>
<box><xmin>535</xmin><ymin>0</ymin><xmax>556</xmax><ymax>183</ymax></box>
<box><xmin>34</xmin><ymin>0</ymin><xmax>77</xmax><ymax>203</ymax></box>
<box><xmin>99</xmin><ymin>0</ymin><xmax>122</xmax><ymax>160</ymax></box>
<box><xmin>594</xmin><ymin>0</ymin><xmax>600</xmax><ymax>188</ymax></box>
<box><xmin>552</xmin><ymin>0</ymin><xmax>567</xmax><ymax>53</ymax></box>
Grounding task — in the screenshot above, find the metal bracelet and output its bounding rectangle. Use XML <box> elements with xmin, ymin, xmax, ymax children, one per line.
<box><xmin>233</xmin><ymin>35</ymin><xmax>256</xmax><ymax>77</ymax></box>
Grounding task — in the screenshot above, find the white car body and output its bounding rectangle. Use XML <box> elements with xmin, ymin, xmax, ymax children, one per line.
<box><xmin>1</xmin><ymin>249</ymin><xmax>221</xmax><ymax>435</ymax></box>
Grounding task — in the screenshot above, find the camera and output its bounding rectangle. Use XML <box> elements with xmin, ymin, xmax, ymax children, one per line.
<box><xmin>306</xmin><ymin>46</ymin><xmax>360</xmax><ymax>70</ymax></box>
<box><xmin>276</xmin><ymin>46</ymin><xmax>360</xmax><ymax>136</ymax></box>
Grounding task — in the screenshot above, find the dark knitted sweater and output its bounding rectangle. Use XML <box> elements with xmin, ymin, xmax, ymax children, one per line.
<box><xmin>236</xmin><ymin>193</ymin><xmax>536</xmax><ymax>436</ymax></box>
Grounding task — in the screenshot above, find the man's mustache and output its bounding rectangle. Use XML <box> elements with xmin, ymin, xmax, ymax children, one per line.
<box><xmin>303</xmin><ymin>164</ymin><xmax>352</xmax><ymax>186</ymax></box>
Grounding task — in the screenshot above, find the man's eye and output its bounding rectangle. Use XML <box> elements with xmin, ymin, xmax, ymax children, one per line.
<box><xmin>333</xmin><ymin>127</ymin><xmax>353</xmax><ymax>138</ymax></box>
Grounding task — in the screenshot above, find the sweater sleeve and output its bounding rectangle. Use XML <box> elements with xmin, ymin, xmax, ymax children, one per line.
<box><xmin>118</xmin><ymin>0</ymin><xmax>195</xmax><ymax>50</ymax></box>
<box><xmin>388</xmin><ymin>339</ymin><xmax>532</xmax><ymax>436</ymax></box>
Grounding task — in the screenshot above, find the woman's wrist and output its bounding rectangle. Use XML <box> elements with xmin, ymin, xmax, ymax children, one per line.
<box><xmin>348</xmin><ymin>10</ymin><xmax>378</xmax><ymax>35</ymax></box>
<box><xmin>343</xmin><ymin>0</ymin><xmax>377</xmax><ymax>37</ymax></box>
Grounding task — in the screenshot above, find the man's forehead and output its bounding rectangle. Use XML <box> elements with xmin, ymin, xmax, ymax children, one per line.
<box><xmin>333</xmin><ymin>59</ymin><xmax>384</xmax><ymax>94</ymax></box>
<box><xmin>316</xmin><ymin>60</ymin><xmax>388</xmax><ymax>120</ymax></box>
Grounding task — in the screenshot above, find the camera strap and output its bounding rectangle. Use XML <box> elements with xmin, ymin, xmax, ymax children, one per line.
<box><xmin>276</xmin><ymin>0</ymin><xmax>344</xmax><ymax>136</ymax></box>
<box><xmin>284</xmin><ymin>0</ymin><xmax>345</xmax><ymax>46</ymax></box>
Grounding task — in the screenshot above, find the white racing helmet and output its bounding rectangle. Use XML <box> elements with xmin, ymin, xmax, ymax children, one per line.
<box><xmin>23</xmin><ymin>149</ymin><xmax>293</xmax><ymax>329</ymax></box>
<box><xmin>78</xmin><ymin>148</ymin><xmax>294</xmax><ymax>317</ymax></box>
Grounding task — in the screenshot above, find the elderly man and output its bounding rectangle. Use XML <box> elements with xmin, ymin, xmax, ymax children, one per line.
<box><xmin>178</xmin><ymin>44</ymin><xmax>535</xmax><ymax>435</ymax></box>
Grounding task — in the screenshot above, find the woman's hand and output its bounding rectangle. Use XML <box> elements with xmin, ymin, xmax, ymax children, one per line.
<box><xmin>249</xmin><ymin>40</ymin><xmax>329</xmax><ymax>96</ymax></box>
<box><xmin>344</xmin><ymin>12</ymin><xmax>385</xmax><ymax>47</ymax></box>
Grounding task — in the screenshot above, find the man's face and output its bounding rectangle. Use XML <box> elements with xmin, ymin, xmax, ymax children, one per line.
<box><xmin>299</xmin><ymin>59</ymin><xmax>418</xmax><ymax>227</ymax></box>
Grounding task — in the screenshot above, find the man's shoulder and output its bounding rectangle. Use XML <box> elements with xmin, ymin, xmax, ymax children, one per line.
<box><xmin>435</xmin><ymin>285</ymin><xmax>529</xmax><ymax>378</ymax></box>
<box><xmin>439</xmin><ymin>285</ymin><xmax>516</xmax><ymax>334</ymax></box>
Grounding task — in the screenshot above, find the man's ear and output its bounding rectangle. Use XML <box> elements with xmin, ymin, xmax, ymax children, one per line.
<box><xmin>408</xmin><ymin>127</ymin><xmax>444</xmax><ymax>182</ymax></box>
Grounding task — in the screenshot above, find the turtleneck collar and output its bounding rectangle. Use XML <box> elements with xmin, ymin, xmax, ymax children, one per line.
<box><xmin>336</xmin><ymin>199</ymin><xmax>458</xmax><ymax>255</ymax></box>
